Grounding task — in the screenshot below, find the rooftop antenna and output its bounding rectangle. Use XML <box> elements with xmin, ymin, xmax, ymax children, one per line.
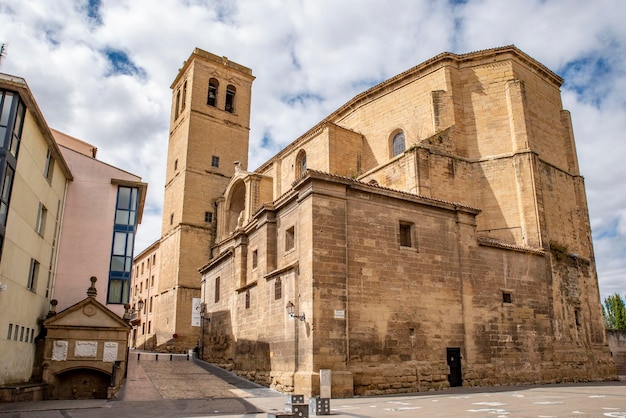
<box><xmin>0</xmin><ymin>44</ymin><xmax>6</xmax><ymax>68</ymax></box>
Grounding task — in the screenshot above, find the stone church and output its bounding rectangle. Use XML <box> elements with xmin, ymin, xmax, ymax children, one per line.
<box><xmin>156</xmin><ymin>45</ymin><xmax>615</xmax><ymax>397</ymax></box>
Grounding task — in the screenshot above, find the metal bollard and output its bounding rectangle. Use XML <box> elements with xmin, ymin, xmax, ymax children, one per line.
<box><xmin>156</xmin><ymin>354</ymin><xmax>158</xmax><ymax>361</ymax></box>
<box><xmin>186</xmin><ymin>353</ymin><xmax>189</xmax><ymax>361</ymax></box>
<box><xmin>137</xmin><ymin>353</ymin><xmax>140</xmax><ymax>362</ymax></box>
<box><xmin>170</xmin><ymin>354</ymin><xmax>173</xmax><ymax>361</ymax></box>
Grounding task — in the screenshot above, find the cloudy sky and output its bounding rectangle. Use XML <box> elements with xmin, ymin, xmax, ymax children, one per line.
<box><xmin>1</xmin><ymin>0</ymin><xmax>625</xmax><ymax>300</ymax></box>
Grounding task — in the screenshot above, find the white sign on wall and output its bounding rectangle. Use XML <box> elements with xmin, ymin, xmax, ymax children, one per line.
<box><xmin>192</xmin><ymin>297</ymin><xmax>202</xmax><ymax>327</ymax></box>
<box><xmin>52</xmin><ymin>340</ymin><xmax>68</xmax><ymax>361</ymax></box>
<box><xmin>75</xmin><ymin>341</ymin><xmax>98</xmax><ymax>357</ymax></box>
<box><xmin>103</xmin><ymin>342</ymin><xmax>118</xmax><ymax>362</ymax></box>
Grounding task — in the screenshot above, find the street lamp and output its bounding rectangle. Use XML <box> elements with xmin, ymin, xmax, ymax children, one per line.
<box><xmin>137</xmin><ymin>298</ymin><xmax>144</xmax><ymax>312</ymax></box>
<box><xmin>286</xmin><ymin>301</ymin><xmax>305</xmax><ymax>322</ymax></box>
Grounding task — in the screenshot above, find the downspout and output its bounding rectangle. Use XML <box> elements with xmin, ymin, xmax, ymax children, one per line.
<box><xmin>49</xmin><ymin>177</ymin><xmax>69</xmax><ymax>302</ymax></box>
<box><xmin>344</xmin><ymin>191</ymin><xmax>350</xmax><ymax>367</ymax></box>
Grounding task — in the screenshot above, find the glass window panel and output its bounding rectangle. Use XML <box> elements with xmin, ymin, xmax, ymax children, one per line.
<box><xmin>126</xmin><ymin>232</ymin><xmax>134</xmax><ymax>256</ymax></box>
<box><xmin>125</xmin><ymin>257</ymin><xmax>132</xmax><ymax>272</ymax></box>
<box><xmin>108</xmin><ymin>279</ymin><xmax>122</xmax><ymax>303</ymax></box>
<box><xmin>0</xmin><ymin>127</ymin><xmax>6</xmax><ymax>148</ymax></box>
<box><xmin>2</xmin><ymin>166</ymin><xmax>14</xmax><ymax>200</ymax></box>
<box><xmin>0</xmin><ymin>93</ymin><xmax>13</xmax><ymax>126</ymax></box>
<box><xmin>113</xmin><ymin>232</ymin><xmax>127</xmax><ymax>255</ymax></box>
<box><xmin>117</xmin><ymin>187</ymin><xmax>131</xmax><ymax>210</ymax></box>
<box><xmin>131</xmin><ymin>187</ymin><xmax>138</xmax><ymax>211</ymax></box>
<box><xmin>110</xmin><ymin>256</ymin><xmax>125</xmax><ymax>272</ymax></box>
<box><xmin>129</xmin><ymin>211</ymin><xmax>136</xmax><ymax>226</ymax></box>
<box><xmin>9</xmin><ymin>133</ymin><xmax>19</xmax><ymax>157</ymax></box>
<box><xmin>0</xmin><ymin>202</ymin><xmax>7</xmax><ymax>226</ymax></box>
<box><xmin>115</xmin><ymin>209</ymin><xmax>129</xmax><ymax>225</ymax></box>
<box><xmin>14</xmin><ymin>101</ymin><xmax>24</xmax><ymax>135</ymax></box>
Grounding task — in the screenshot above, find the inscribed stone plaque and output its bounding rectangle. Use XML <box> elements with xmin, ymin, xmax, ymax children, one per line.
<box><xmin>103</xmin><ymin>342</ymin><xmax>118</xmax><ymax>362</ymax></box>
<box><xmin>52</xmin><ymin>340</ymin><xmax>68</xmax><ymax>361</ymax></box>
<box><xmin>74</xmin><ymin>341</ymin><xmax>98</xmax><ymax>357</ymax></box>
<box><xmin>320</xmin><ymin>369</ymin><xmax>332</xmax><ymax>399</ymax></box>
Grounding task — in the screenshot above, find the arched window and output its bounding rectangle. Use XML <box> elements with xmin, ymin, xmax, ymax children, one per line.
<box><xmin>181</xmin><ymin>81</ymin><xmax>187</xmax><ymax>110</ymax></box>
<box><xmin>207</xmin><ymin>78</ymin><xmax>219</xmax><ymax>107</ymax></box>
<box><xmin>225</xmin><ymin>84</ymin><xmax>236</xmax><ymax>113</ymax></box>
<box><xmin>275</xmin><ymin>278</ymin><xmax>282</xmax><ymax>300</ymax></box>
<box><xmin>296</xmin><ymin>150</ymin><xmax>307</xmax><ymax>178</ymax></box>
<box><xmin>392</xmin><ymin>132</ymin><xmax>406</xmax><ymax>157</ymax></box>
<box><xmin>175</xmin><ymin>90</ymin><xmax>181</xmax><ymax>119</ymax></box>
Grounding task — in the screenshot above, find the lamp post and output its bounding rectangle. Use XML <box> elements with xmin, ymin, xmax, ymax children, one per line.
<box><xmin>286</xmin><ymin>301</ymin><xmax>305</xmax><ymax>322</ymax></box>
<box><xmin>137</xmin><ymin>299</ymin><xmax>145</xmax><ymax>350</ymax></box>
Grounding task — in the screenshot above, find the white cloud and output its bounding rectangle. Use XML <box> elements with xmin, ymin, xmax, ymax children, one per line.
<box><xmin>1</xmin><ymin>0</ymin><xmax>625</xmax><ymax>300</ymax></box>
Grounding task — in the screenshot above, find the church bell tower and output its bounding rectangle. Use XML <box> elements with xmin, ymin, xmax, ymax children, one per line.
<box><xmin>156</xmin><ymin>48</ymin><xmax>254</xmax><ymax>349</ymax></box>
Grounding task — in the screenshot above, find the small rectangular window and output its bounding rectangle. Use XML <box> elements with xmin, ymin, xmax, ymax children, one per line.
<box><xmin>252</xmin><ymin>250</ymin><xmax>258</xmax><ymax>269</ymax></box>
<box><xmin>149</xmin><ymin>296</ymin><xmax>153</xmax><ymax>312</ymax></box>
<box><xmin>30</xmin><ymin>328</ymin><xmax>35</xmax><ymax>343</ymax></box>
<box><xmin>170</xmin><ymin>213</ymin><xmax>174</xmax><ymax>225</ymax></box>
<box><xmin>44</xmin><ymin>148</ymin><xmax>54</xmax><ymax>181</ymax></box>
<box><xmin>211</xmin><ymin>156</ymin><xmax>220</xmax><ymax>168</ymax></box>
<box><xmin>215</xmin><ymin>277</ymin><xmax>220</xmax><ymax>303</ymax></box>
<box><xmin>27</xmin><ymin>259</ymin><xmax>39</xmax><ymax>291</ymax></box>
<box><xmin>142</xmin><ymin>323</ymin><xmax>145</xmax><ymax>335</ymax></box>
<box><xmin>36</xmin><ymin>203</ymin><xmax>47</xmax><ymax>236</ymax></box>
<box><xmin>399</xmin><ymin>221</ymin><xmax>413</xmax><ymax>247</ymax></box>
<box><xmin>245</xmin><ymin>291</ymin><xmax>250</xmax><ymax>309</ymax></box>
<box><xmin>7</xmin><ymin>323</ymin><xmax>12</xmax><ymax>340</ymax></box>
<box><xmin>205</xmin><ymin>212</ymin><xmax>213</xmax><ymax>223</ymax></box>
<box><xmin>151</xmin><ymin>275</ymin><xmax>154</xmax><ymax>287</ymax></box>
<box><xmin>148</xmin><ymin>321</ymin><xmax>152</xmax><ymax>334</ymax></box>
<box><xmin>174</xmin><ymin>159</ymin><xmax>178</xmax><ymax>170</ymax></box>
<box><xmin>285</xmin><ymin>226</ymin><xmax>295</xmax><ymax>252</ymax></box>
<box><xmin>19</xmin><ymin>326</ymin><xmax>24</xmax><ymax>342</ymax></box>
<box><xmin>502</xmin><ymin>292</ymin><xmax>512</xmax><ymax>304</ymax></box>
<box><xmin>13</xmin><ymin>325</ymin><xmax>18</xmax><ymax>340</ymax></box>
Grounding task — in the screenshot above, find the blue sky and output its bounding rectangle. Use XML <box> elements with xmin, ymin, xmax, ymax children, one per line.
<box><xmin>1</xmin><ymin>0</ymin><xmax>625</xmax><ymax>301</ymax></box>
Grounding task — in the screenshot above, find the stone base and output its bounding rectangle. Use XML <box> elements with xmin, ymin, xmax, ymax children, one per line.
<box><xmin>294</xmin><ymin>370</ymin><xmax>353</xmax><ymax>398</ymax></box>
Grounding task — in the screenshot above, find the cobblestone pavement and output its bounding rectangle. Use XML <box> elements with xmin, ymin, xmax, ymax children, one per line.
<box><xmin>1</xmin><ymin>353</ymin><xmax>625</xmax><ymax>417</ymax></box>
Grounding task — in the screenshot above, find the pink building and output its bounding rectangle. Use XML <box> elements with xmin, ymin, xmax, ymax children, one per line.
<box><xmin>52</xmin><ymin>130</ymin><xmax>147</xmax><ymax>317</ymax></box>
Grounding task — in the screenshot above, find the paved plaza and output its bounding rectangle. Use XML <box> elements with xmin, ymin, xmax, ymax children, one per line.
<box><xmin>1</xmin><ymin>351</ymin><xmax>625</xmax><ymax>417</ymax></box>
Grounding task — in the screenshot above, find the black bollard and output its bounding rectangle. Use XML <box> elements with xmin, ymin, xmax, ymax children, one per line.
<box><xmin>137</xmin><ymin>353</ymin><xmax>140</xmax><ymax>362</ymax></box>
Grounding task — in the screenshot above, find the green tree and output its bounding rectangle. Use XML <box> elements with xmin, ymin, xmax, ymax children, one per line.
<box><xmin>602</xmin><ymin>293</ymin><xmax>626</xmax><ymax>330</ymax></box>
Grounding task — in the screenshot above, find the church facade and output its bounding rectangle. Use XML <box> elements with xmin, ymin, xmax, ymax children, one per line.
<box><xmin>158</xmin><ymin>46</ymin><xmax>615</xmax><ymax>397</ymax></box>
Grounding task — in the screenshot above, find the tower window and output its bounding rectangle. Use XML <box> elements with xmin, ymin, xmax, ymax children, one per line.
<box><xmin>245</xmin><ymin>290</ymin><xmax>250</xmax><ymax>309</ymax></box>
<box><xmin>211</xmin><ymin>156</ymin><xmax>219</xmax><ymax>168</ymax></box>
<box><xmin>215</xmin><ymin>277</ymin><xmax>220</xmax><ymax>303</ymax></box>
<box><xmin>296</xmin><ymin>150</ymin><xmax>307</xmax><ymax>178</ymax></box>
<box><xmin>205</xmin><ymin>212</ymin><xmax>213</xmax><ymax>223</ymax></box>
<box><xmin>399</xmin><ymin>221</ymin><xmax>413</xmax><ymax>248</ymax></box>
<box><xmin>225</xmin><ymin>85</ymin><xmax>236</xmax><ymax>113</ymax></box>
<box><xmin>502</xmin><ymin>292</ymin><xmax>512</xmax><ymax>304</ymax></box>
<box><xmin>175</xmin><ymin>89</ymin><xmax>181</xmax><ymax>119</ymax></box>
<box><xmin>174</xmin><ymin>159</ymin><xmax>178</xmax><ymax>171</ymax></box>
<box><xmin>285</xmin><ymin>226</ymin><xmax>295</xmax><ymax>252</ymax></box>
<box><xmin>170</xmin><ymin>213</ymin><xmax>174</xmax><ymax>225</ymax></box>
<box><xmin>181</xmin><ymin>81</ymin><xmax>187</xmax><ymax>110</ymax></box>
<box><xmin>275</xmin><ymin>278</ymin><xmax>282</xmax><ymax>300</ymax></box>
<box><xmin>392</xmin><ymin>132</ymin><xmax>406</xmax><ymax>157</ymax></box>
<box><xmin>208</xmin><ymin>78</ymin><xmax>219</xmax><ymax>107</ymax></box>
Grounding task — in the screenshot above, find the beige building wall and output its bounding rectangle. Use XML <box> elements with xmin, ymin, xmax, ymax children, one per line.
<box><xmin>130</xmin><ymin>240</ymin><xmax>160</xmax><ymax>349</ymax></box>
<box><xmin>153</xmin><ymin>49</ymin><xmax>254</xmax><ymax>351</ymax></box>
<box><xmin>0</xmin><ymin>75</ymin><xmax>71</xmax><ymax>385</ymax></box>
<box><xmin>196</xmin><ymin>46</ymin><xmax>614</xmax><ymax>396</ymax></box>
